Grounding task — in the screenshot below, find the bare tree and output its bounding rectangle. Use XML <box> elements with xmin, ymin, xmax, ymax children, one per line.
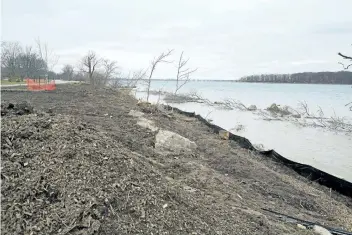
<box><xmin>175</xmin><ymin>51</ymin><xmax>197</xmax><ymax>94</ymax></box>
<box><xmin>338</xmin><ymin>52</ymin><xmax>352</xmax><ymax>70</ymax></box>
<box><xmin>100</xmin><ymin>59</ymin><xmax>118</xmax><ymax>86</ymax></box>
<box><xmin>111</xmin><ymin>69</ymin><xmax>147</xmax><ymax>89</ymax></box>
<box><xmin>61</xmin><ymin>64</ymin><xmax>74</xmax><ymax>80</ymax></box>
<box><xmin>18</xmin><ymin>46</ymin><xmax>46</xmax><ymax>79</ymax></box>
<box><xmin>126</xmin><ymin>69</ymin><xmax>147</xmax><ymax>87</ymax></box>
<box><xmin>80</xmin><ymin>51</ymin><xmax>100</xmax><ymax>85</ymax></box>
<box><xmin>35</xmin><ymin>38</ymin><xmax>59</xmax><ymax>75</ymax></box>
<box><xmin>146</xmin><ymin>49</ymin><xmax>173</xmax><ymax>102</ymax></box>
<box><xmin>1</xmin><ymin>41</ymin><xmax>22</xmax><ymax>79</ymax></box>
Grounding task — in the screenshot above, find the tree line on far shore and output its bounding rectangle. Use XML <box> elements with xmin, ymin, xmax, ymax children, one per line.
<box><xmin>238</xmin><ymin>71</ymin><xmax>352</xmax><ymax>84</ymax></box>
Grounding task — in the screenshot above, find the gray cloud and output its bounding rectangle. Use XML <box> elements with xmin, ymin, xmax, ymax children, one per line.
<box><xmin>2</xmin><ymin>0</ymin><xmax>352</xmax><ymax>79</ymax></box>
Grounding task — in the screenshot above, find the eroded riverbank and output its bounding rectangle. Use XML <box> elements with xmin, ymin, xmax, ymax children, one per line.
<box><xmin>1</xmin><ymin>84</ymin><xmax>352</xmax><ymax>234</ymax></box>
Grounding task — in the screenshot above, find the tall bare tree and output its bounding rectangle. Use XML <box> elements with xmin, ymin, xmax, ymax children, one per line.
<box><xmin>146</xmin><ymin>49</ymin><xmax>173</xmax><ymax>101</ymax></box>
<box><xmin>35</xmin><ymin>38</ymin><xmax>59</xmax><ymax>76</ymax></box>
<box><xmin>80</xmin><ymin>51</ymin><xmax>100</xmax><ymax>85</ymax></box>
<box><xmin>175</xmin><ymin>51</ymin><xmax>197</xmax><ymax>94</ymax></box>
<box><xmin>1</xmin><ymin>41</ymin><xmax>22</xmax><ymax>79</ymax></box>
<box><xmin>100</xmin><ymin>59</ymin><xmax>118</xmax><ymax>86</ymax></box>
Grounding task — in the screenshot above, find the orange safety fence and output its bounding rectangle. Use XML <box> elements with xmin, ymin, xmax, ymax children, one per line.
<box><xmin>26</xmin><ymin>78</ymin><xmax>56</xmax><ymax>91</ymax></box>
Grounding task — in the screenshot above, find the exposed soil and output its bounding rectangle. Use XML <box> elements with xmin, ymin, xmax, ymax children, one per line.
<box><xmin>1</xmin><ymin>84</ymin><xmax>352</xmax><ymax>235</ymax></box>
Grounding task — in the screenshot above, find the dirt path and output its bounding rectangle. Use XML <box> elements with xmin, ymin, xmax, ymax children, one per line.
<box><xmin>1</xmin><ymin>84</ymin><xmax>352</xmax><ymax>235</ymax></box>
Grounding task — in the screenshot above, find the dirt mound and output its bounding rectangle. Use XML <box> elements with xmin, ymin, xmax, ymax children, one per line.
<box><xmin>1</xmin><ymin>107</ymin><xmax>232</xmax><ymax>235</ymax></box>
<box><xmin>1</xmin><ymin>101</ymin><xmax>34</xmax><ymax>116</ymax></box>
<box><xmin>2</xmin><ymin>87</ymin><xmax>352</xmax><ymax>235</ymax></box>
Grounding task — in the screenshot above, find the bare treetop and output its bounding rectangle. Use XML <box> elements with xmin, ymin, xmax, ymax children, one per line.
<box><xmin>80</xmin><ymin>51</ymin><xmax>101</xmax><ymax>85</ymax></box>
<box><xmin>1</xmin><ymin>42</ymin><xmax>22</xmax><ymax>77</ymax></box>
<box><xmin>35</xmin><ymin>38</ymin><xmax>59</xmax><ymax>72</ymax></box>
<box><xmin>175</xmin><ymin>51</ymin><xmax>197</xmax><ymax>94</ymax></box>
<box><xmin>146</xmin><ymin>49</ymin><xmax>174</xmax><ymax>101</ymax></box>
<box><xmin>102</xmin><ymin>59</ymin><xmax>118</xmax><ymax>79</ymax></box>
<box><xmin>151</xmin><ymin>49</ymin><xmax>174</xmax><ymax>65</ymax></box>
<box><xmin>81</xmin><ymin>51</ymin><xmax>100</xmax><ymax>72</ymax></box>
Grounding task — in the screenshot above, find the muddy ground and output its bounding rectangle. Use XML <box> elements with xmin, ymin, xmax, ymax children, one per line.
<box><xmin>1</xmin><ymin>84</ymin><xmax>352</xmax><ymax>235</ymax></box>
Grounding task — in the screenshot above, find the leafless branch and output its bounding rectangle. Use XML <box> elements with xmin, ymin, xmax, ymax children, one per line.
<box><xmin>338</xmin><ymin>52</ymin><xmax>352</xmax><ymax>70</ymax></box>
<box><xmin>146</xmin><ymin>49</ymin><xmax>174</xmax><ymax>102</ymax></box>
<box><xmin>298</xmin><ymin>101</ymin><xmax>311</xmax><ymax>116</ymax></box>
<box><xmin>338</xmin><ymin>52</ymin><xmax>352</xmax><ymax>60</ymax></box>
<box><xmin>222</xmin><ymin>99</ymin><xmax>248</xmax><ymax>111</ymax></box>
<box><xmin>35</xmin><ymin>38</ymin><xmax>59</xmax><ymax>73</ymax></box>
<box><xmin>345</xmin><ymin>101</ymin><xmax>352</xmax><ymax>111</ymax></box>
<box><xmin>338</xmin><ymin>62</ymin><xmax>352</xmax><ymax>70</ymax></box>
<box><xmin>175</xmin><ymin>51</ymin><xmax>197</xmax><ymax>94</ymax></box>
<box><xmin>257</xmin><ymin>110</ymin><xmax>281</xmax><ymax>121</ymax></box>
<box><xmin>126</xmin><ymin>69</ymin><xmax>147</xmax><ymax>87</ymax></box>
<box><xmin>98</xmin><ymin>59</ymin><xmax>118</xmax><ymax>86</ymax></box>
<box><xmin>205</xmin><ymin>110</ymin><xmax>213</xmax><ymax>123</ymax></box>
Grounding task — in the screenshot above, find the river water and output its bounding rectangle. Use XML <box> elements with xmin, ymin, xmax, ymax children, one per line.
<box><xmin>136</xmin><ymin>81</ymin><xmax>352</xmax><ymax>182</ymax></box>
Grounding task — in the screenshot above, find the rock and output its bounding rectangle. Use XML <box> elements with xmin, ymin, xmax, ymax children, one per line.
<box><xmin>155</xmin><ymin>130</ymin><xmax>197</xmax><ymax>154</ymax></box>
<box><xmin>137</xmin><ymin>118</ymin><xmax>158</xmax><ymax>132</ymax></box>
<box><xmin>297</xmin><ymin>224</ymin><xmax>306</xmax><ymax>230</ymax></box>
<box><xmin>247</xmin><ymin>105</ymin><xmax>257</xmax><ymax>111</ymax></box>
<box><xmin>128</xmin><ymin>110</ymin><xmax>144</xmax><ymax>118</ymax></box>
<box><xmin>313</xmin><ymin>225</ymin><xmax>332</xmax><ymax>235</ymax></box>
<box><xmin>267</xmin><ymin>103</ymin><xmax>281</xmax><ymax>113</ymax></box>
<box><xmin>219</xmin><ymin>130</ymin><xmax>230</xmax><ymax>140</ymax></box>
<box><xmin>267</xmin><ymin>103</ymin><xmax>293</xmax><ymax>115</ymax></box>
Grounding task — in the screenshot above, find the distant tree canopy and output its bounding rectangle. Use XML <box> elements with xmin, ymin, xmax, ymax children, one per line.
<box><xmin>239</xmin><ymin>71</ymin><xmax>352</xmax><ymax>84</ymax></box>
<box><xmin>1</xmin><ymin>41</ymin><xmax>58</xmax><ymax>81</ymax></box>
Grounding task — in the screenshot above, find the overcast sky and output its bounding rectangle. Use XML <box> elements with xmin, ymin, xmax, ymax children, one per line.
<box><xmin>2</xmin><ymin>0</ymin><xmax>352</xmax><ymax>79</ymax></box>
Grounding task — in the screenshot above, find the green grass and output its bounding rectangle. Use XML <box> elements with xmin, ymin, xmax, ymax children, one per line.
<box><xmin>0</xmin><ymin>80</ymin><xmax>26</xmax><ymax>85</ymax></box>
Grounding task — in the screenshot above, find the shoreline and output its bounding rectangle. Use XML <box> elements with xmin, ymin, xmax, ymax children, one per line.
<box><xmin>165</xmin><ymin>104</ymin><xmax>352</xmax><ymax>195</ymax></box>
<box><xmin>136</xmin><ymin>90</ymin><xmax>352</xmax><ymax>183</ymax></box>
<box><xmin>1</xmin><ymin>84</ymin><xmax>352</xmax><ymax>234</ymax></box>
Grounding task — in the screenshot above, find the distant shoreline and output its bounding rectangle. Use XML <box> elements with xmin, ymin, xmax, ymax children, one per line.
<box><xmin>146</xmin><ymin>79</ymin><xmax>352</xmax><ymax>85</ymax></box>
<box><xmin>146</xmin><ymin>71</ymin><xmax>352</xmax><ymax>85</ymax></box>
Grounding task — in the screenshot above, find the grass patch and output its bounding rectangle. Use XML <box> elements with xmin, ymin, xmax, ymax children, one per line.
<box><xmin>0</xmin><ymin>80</ymin><xmax>26</xmax><ymax>85</ymax></box>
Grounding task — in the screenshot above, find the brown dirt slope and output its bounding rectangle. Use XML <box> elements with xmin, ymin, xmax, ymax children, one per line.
<box><xmin>1</xmin><ymin>84</ymin><xmax>352</xmax><ymax>235</ymax></box>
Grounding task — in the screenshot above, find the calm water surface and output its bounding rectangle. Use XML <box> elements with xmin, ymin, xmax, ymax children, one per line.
<box><xmin>136</xmin><ymin>81</ymin><xmax>352</xmax><ymax>182</ymax></box>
